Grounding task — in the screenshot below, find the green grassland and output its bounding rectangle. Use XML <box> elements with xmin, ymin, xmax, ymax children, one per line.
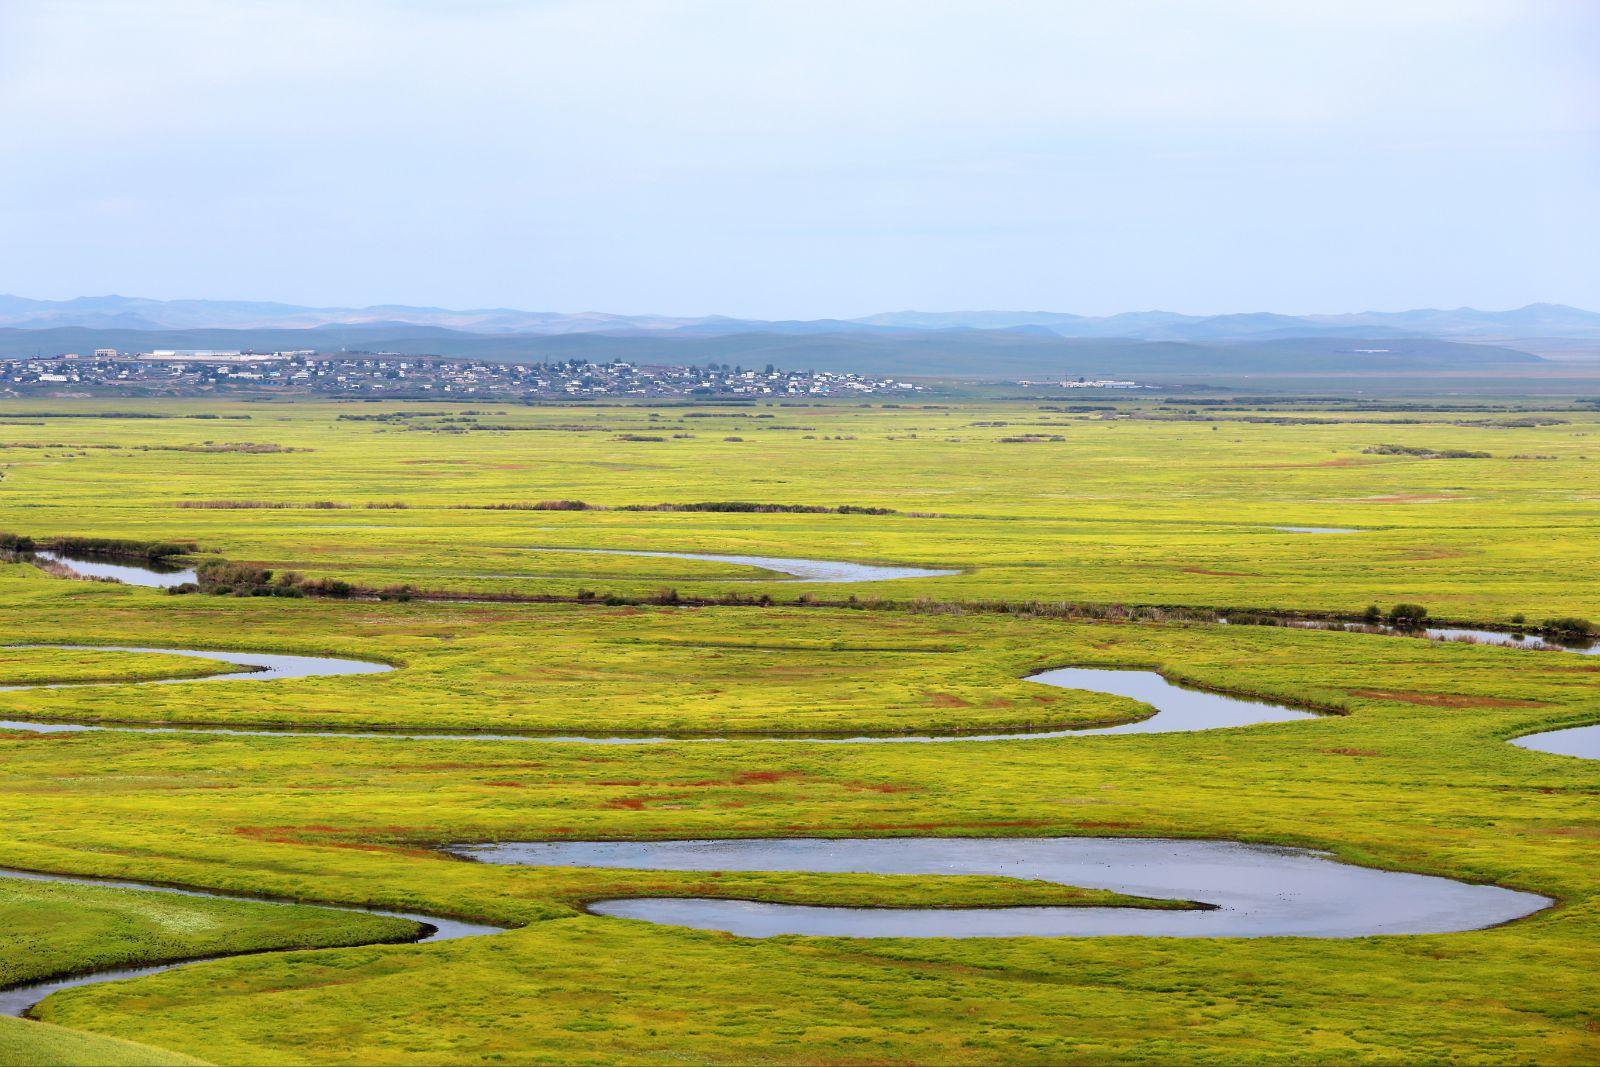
<box><xmin>0</xmin><ymin>398</ymin><xmax>1598</xmax><ymax>618</ymax></box>
<box><xmin>0</xmin><ymin>647</ymin><xmax>239</xmax><ymax>688</ymax></box>
<box><xmin>0</xmin><ymin>877</ymin><xmax>421</xmax><ymax>989</ymax></box>
<box><xmin>0</xmin><ymin>1018</ymin><xmax>207</xmax><ymax>1066</ymax></box>
<box><xmin>0</xmin><ymin>398</ymin><xmax>1596</xmax><ymax>1064</ymax></box>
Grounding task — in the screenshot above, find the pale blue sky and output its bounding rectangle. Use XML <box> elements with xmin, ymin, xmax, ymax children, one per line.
<box><xmin>1</xmin><ymin>0</ymin><xmax>1595</xmax><ymax>318</ymax></box>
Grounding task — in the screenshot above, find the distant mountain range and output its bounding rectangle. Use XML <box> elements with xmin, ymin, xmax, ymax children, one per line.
<box><xmin>0</xmin><ymin>324</ymin><xmax>1543</xmax><ymax>379</ymax></box>
<box><xmin>1</xmin><ymin>295</ymin><xmax>1592</xmax><ymax>379</ymax></box>
<box><xmin>2</xmin><ymin>295</ymin><xmax>1597</xmax><ymax>342</ymax></box>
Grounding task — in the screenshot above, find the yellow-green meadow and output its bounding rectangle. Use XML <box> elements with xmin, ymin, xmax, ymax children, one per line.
<box><xmin>0</xmin><ymin>397</ymin><xmax>1596</xmax><ymax>1064</ymax></box>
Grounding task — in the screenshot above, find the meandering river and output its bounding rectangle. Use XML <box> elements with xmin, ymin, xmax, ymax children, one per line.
<box><xmin>0</xmin><ymin>867</ymin><xmax>503</xmax><ymax>1018</ymax></box>
<box><xmin>530</xmin><ymin>548</ymin><xmax>958</xmax><ymax>582</ymax></box>
<box><xmin>0</xmin><ymin>620</ymin><xmax>1573</xmax><ymax>1021</ymax></box>
<box><xmin>450</xmin><ymin>837</ymin><xmax>1549</xmax><ymax>938</ymax></box>
<box><xmin>0</xmin><ymin>648</ymin><xmax>1315</xmax><ymax>741</ymax></box>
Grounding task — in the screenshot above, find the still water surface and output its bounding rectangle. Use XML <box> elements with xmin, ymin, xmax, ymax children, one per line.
<box><xmin>533</xmin><ymin>548</ymin><xmax>958</xmax><ymax>582</ymax></box>
<box><xmin>453</xmin><ymin>837</ymin><xmax>1548</xmax><ymax>939</ymax></box>
<box><xmin>33</xmin><ymin>550</ymin><xmax>197</xmax><ymax>588</ymax></box>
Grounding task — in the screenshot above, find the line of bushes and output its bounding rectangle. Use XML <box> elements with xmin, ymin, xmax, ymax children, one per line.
<box><xmin>175</xmin><ymin>500</ymin><xmax>413</xmax><ymax>510</ymax></box>
<box><xmin>465</xmin><ymin>500</ymin><xmax>897</xmax><ymax>515</ymax></box>
<box><xmin>1362</xmin><ymin>444</ymin><xmax>1493</xmax><ymax>459</ymax></box>
<box><xmin>182</xmin><ymin>561</ymin><xmax>358</xmax><ymax>599</ymax></box>
<box><xmin>30</xmin><ymin>535</ymin><xmax>197</xmax><ymax>560</ymax></box>
<box><xmin>616</xmin><ymin>501</ymin><xmax>898</xmax><ymax>515</ymax></box>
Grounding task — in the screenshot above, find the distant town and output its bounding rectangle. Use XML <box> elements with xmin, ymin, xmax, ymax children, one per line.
<box><xmin>0</xmin><ymin>350</ymin><xmax>925</xmax><ymax>400</ymax></box>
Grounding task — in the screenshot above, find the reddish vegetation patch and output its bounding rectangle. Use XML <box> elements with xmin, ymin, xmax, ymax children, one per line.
<box><xmin>1347</xmin><ymin>688</ymin><xmax>1549</xmax><ymax>708</ymax></box>
<box><xmin>1354</xmin><ymin>493</ymin><xmax>1462</xmax><ymax>503</ymax></box>
<box><xmin>928</xmin><ymin>693</ymin><xmax>972</xmax><ymax>708</ymax></box>
<box><xmin>850</xmin><ymin>818</ymin><xmax>1054</xmax><ymax>832</ymax></box>
<box><xmin>1248</xmin><ymin>457</ymin><xmax>1373</xmax><ymax>469</ymax></box>
<box><xmin>1323</xmin><ymin>747</ymin><xmax>1384</xmax><ymax>757</ymax></box>
<box><xmin>481</xmin><ymin>780</ymin><xmax>526</xmax><ymax>788</ymax></box>
<box><xmin>1397</xmin><ymin>548</ymin><xmax>1464</xmax><ymax>561</ymax></box>
<box><xmin>601</xmin><ymin>792</ymin><xmax>693</xmax><ymax>810</ymax></box>
<box><xmin>402</xmin><ymin>762</ymin><xmax>547</xmax><ymax>771</ymax></box>
<box><xmin>985</xmin><ymin>698</ymin><xmax>1014</xmax><ymax>708</ymax></box>
<box><xmin>683</xmin><ymin>770</ymin><xmax>812</xmax><ymax>788</ymax></box>
<box><xmin>1531</xmin><ymin>826</ymin><xmax>1600</xmax><ymax>840</ymax></box>
<box><xmin>732</xmin><ymin>770</ymin><xmax>805</xmax><ymax>784</ymax></box>
<box><xmin>233</xmin><ymin>825</ymin><xmax>435</xmax><ymax>857</ymax></box>
<box><xmin>1182</xmin><ymin>567</ymin><xmax>1261</xmax><ymax>578</ymax></box>
<box><xmin>845</xmin><ymin>782</ymin><xmax>918</xmax><ymax>794</ymax></box>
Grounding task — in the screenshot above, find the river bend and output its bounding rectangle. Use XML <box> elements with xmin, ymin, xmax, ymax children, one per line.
<box><xmin>451</xmin><ymin>837</ymin><xmax>1549</xmax><ymax>939</ymax></box>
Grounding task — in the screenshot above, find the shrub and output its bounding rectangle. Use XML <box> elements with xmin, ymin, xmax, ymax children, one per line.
<box><xmin>1388</xmin><ymin>603</ymin><xmax>1429</xmax><ymax>627</ymax></box>
<box><xmin>1542</xmin><ymin>617</ymin><xmax>1596</xmax><ymax>640</ymax></box>
<box><xmin>478</xmin><ymin>500</ymin><xmax>590</xmax><ymax>511</ymax></box>
<box><xmin>0</xmin><ymin>532</ymin><xmax>35</xmax><ymax>552</ymax></box>
<box><xmin>46</xmin><ymin>536</ymin><xmax>195</xmax><ymax>560</ymax></box>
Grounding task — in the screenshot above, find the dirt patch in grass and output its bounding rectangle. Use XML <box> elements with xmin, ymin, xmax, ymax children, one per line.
<box><xmin>1247</xmin><ymin>457</ymin><xmax>1376</xmax><ymax>469</ymax></box>
<box><xmin>681</xmin><ymin>771</ymin><xmax>813</xmax><ymax>788</ymax></box>
<box><xmin>1530</xmin><ymin>826</ymin><xmax>1600</xmax><ymax>840</ymax></box>
<box><xmin>850</xmin><ymin>818</ymin><xmax>1055</xmax><ymax>832</ymax></box>
<box><xmin>1323</xmin><ymin>747</ymin><xmax>1384</xmax><ymax>757</ymax></box>
<box><xmin>928</xmin><ymin>693</ymin><xmax>972</xmax><ymax>708</ymax></box>
<box><xmin>1347</xmin><ymin>689</ymin><xmax>1550</xmax><ymax>708</ymax></box>
<box><xmin>1352</xmin><ymin>493</ymin><xmax>1464</xmax><ymax>503</ymax></box>
<box><xmin>233</xmin><ymin>825</ymin><xmax>437</xmax><ymax>856</ymax></box>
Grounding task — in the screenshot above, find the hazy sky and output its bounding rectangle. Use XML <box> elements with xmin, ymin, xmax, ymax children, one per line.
<box><xmin>2</xmin><ymin>0</ymin><xmax>1595</xmax><ymax>318</ymax></box>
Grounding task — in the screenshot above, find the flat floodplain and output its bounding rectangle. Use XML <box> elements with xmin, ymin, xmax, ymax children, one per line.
<box><xmin>0</xmin><ymin>397</ymin><xmax>1597</xmax><ymax>1065</ymax></box>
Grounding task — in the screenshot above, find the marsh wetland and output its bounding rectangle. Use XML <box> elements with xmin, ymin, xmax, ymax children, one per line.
<box><xmin>0</xmin><ymin>397</ymin><xmax>1597</xmax><ymax>1065</ymax></box>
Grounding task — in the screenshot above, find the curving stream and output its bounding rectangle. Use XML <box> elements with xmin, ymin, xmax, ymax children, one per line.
<box><xmin>0</xmin><ymin>630</ymin><xmax>1570</xmax><ymax>1027</ymax></box>
<box><xmin>0</xmin><ymin>648</ymin><xmax>1315</xmax><ymax>742</ymax></box>
<box><xmin>0</xmin><ymin>867</ymin><xmax>504</xmax><ymax>1019</ymax></box>
<box><xmin>0</xmin><ymin>643</ymin><xmax>1588</xmax><ymax>757</ymax></box>
<box><xmin>530</xmin><ymin>548</ymin><xmax>958</xmax><ymax>583</ymax></box>
<box><xmin>450</xmin><ymin>837</ymin><xmax>1549</xmax><ymax>939</ymax></box>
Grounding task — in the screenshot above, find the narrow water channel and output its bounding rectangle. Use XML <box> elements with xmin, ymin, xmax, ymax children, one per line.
<box><xmin>530</xmin><ymin>548</ymin><xmax>958</xmax><ymax>582</ymax></box>
<box><xmin>0</xmin><ymin>648</ymin><xmax>1316</xmax><ymax>742</ymax></box>
<box><xmin>0</xmin><ymin>868</ymin><xmax>504</xmax><ymax>1018</ymax></box>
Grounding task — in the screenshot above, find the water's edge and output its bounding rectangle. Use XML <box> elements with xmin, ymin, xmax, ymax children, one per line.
<box><xmin>0</xmin><ymin>867</ymin><xmax>505</xmax><ymax>1018</ymax></box>
<box><xmin>0</xmin><ymin>646</ymin><xmax>1316</xmax><ymax>742</ymax></box>
<box><xmin>450</xmin><ymin>837</ymin><xmax>1551</xmax><ymax>939</ymax></box>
